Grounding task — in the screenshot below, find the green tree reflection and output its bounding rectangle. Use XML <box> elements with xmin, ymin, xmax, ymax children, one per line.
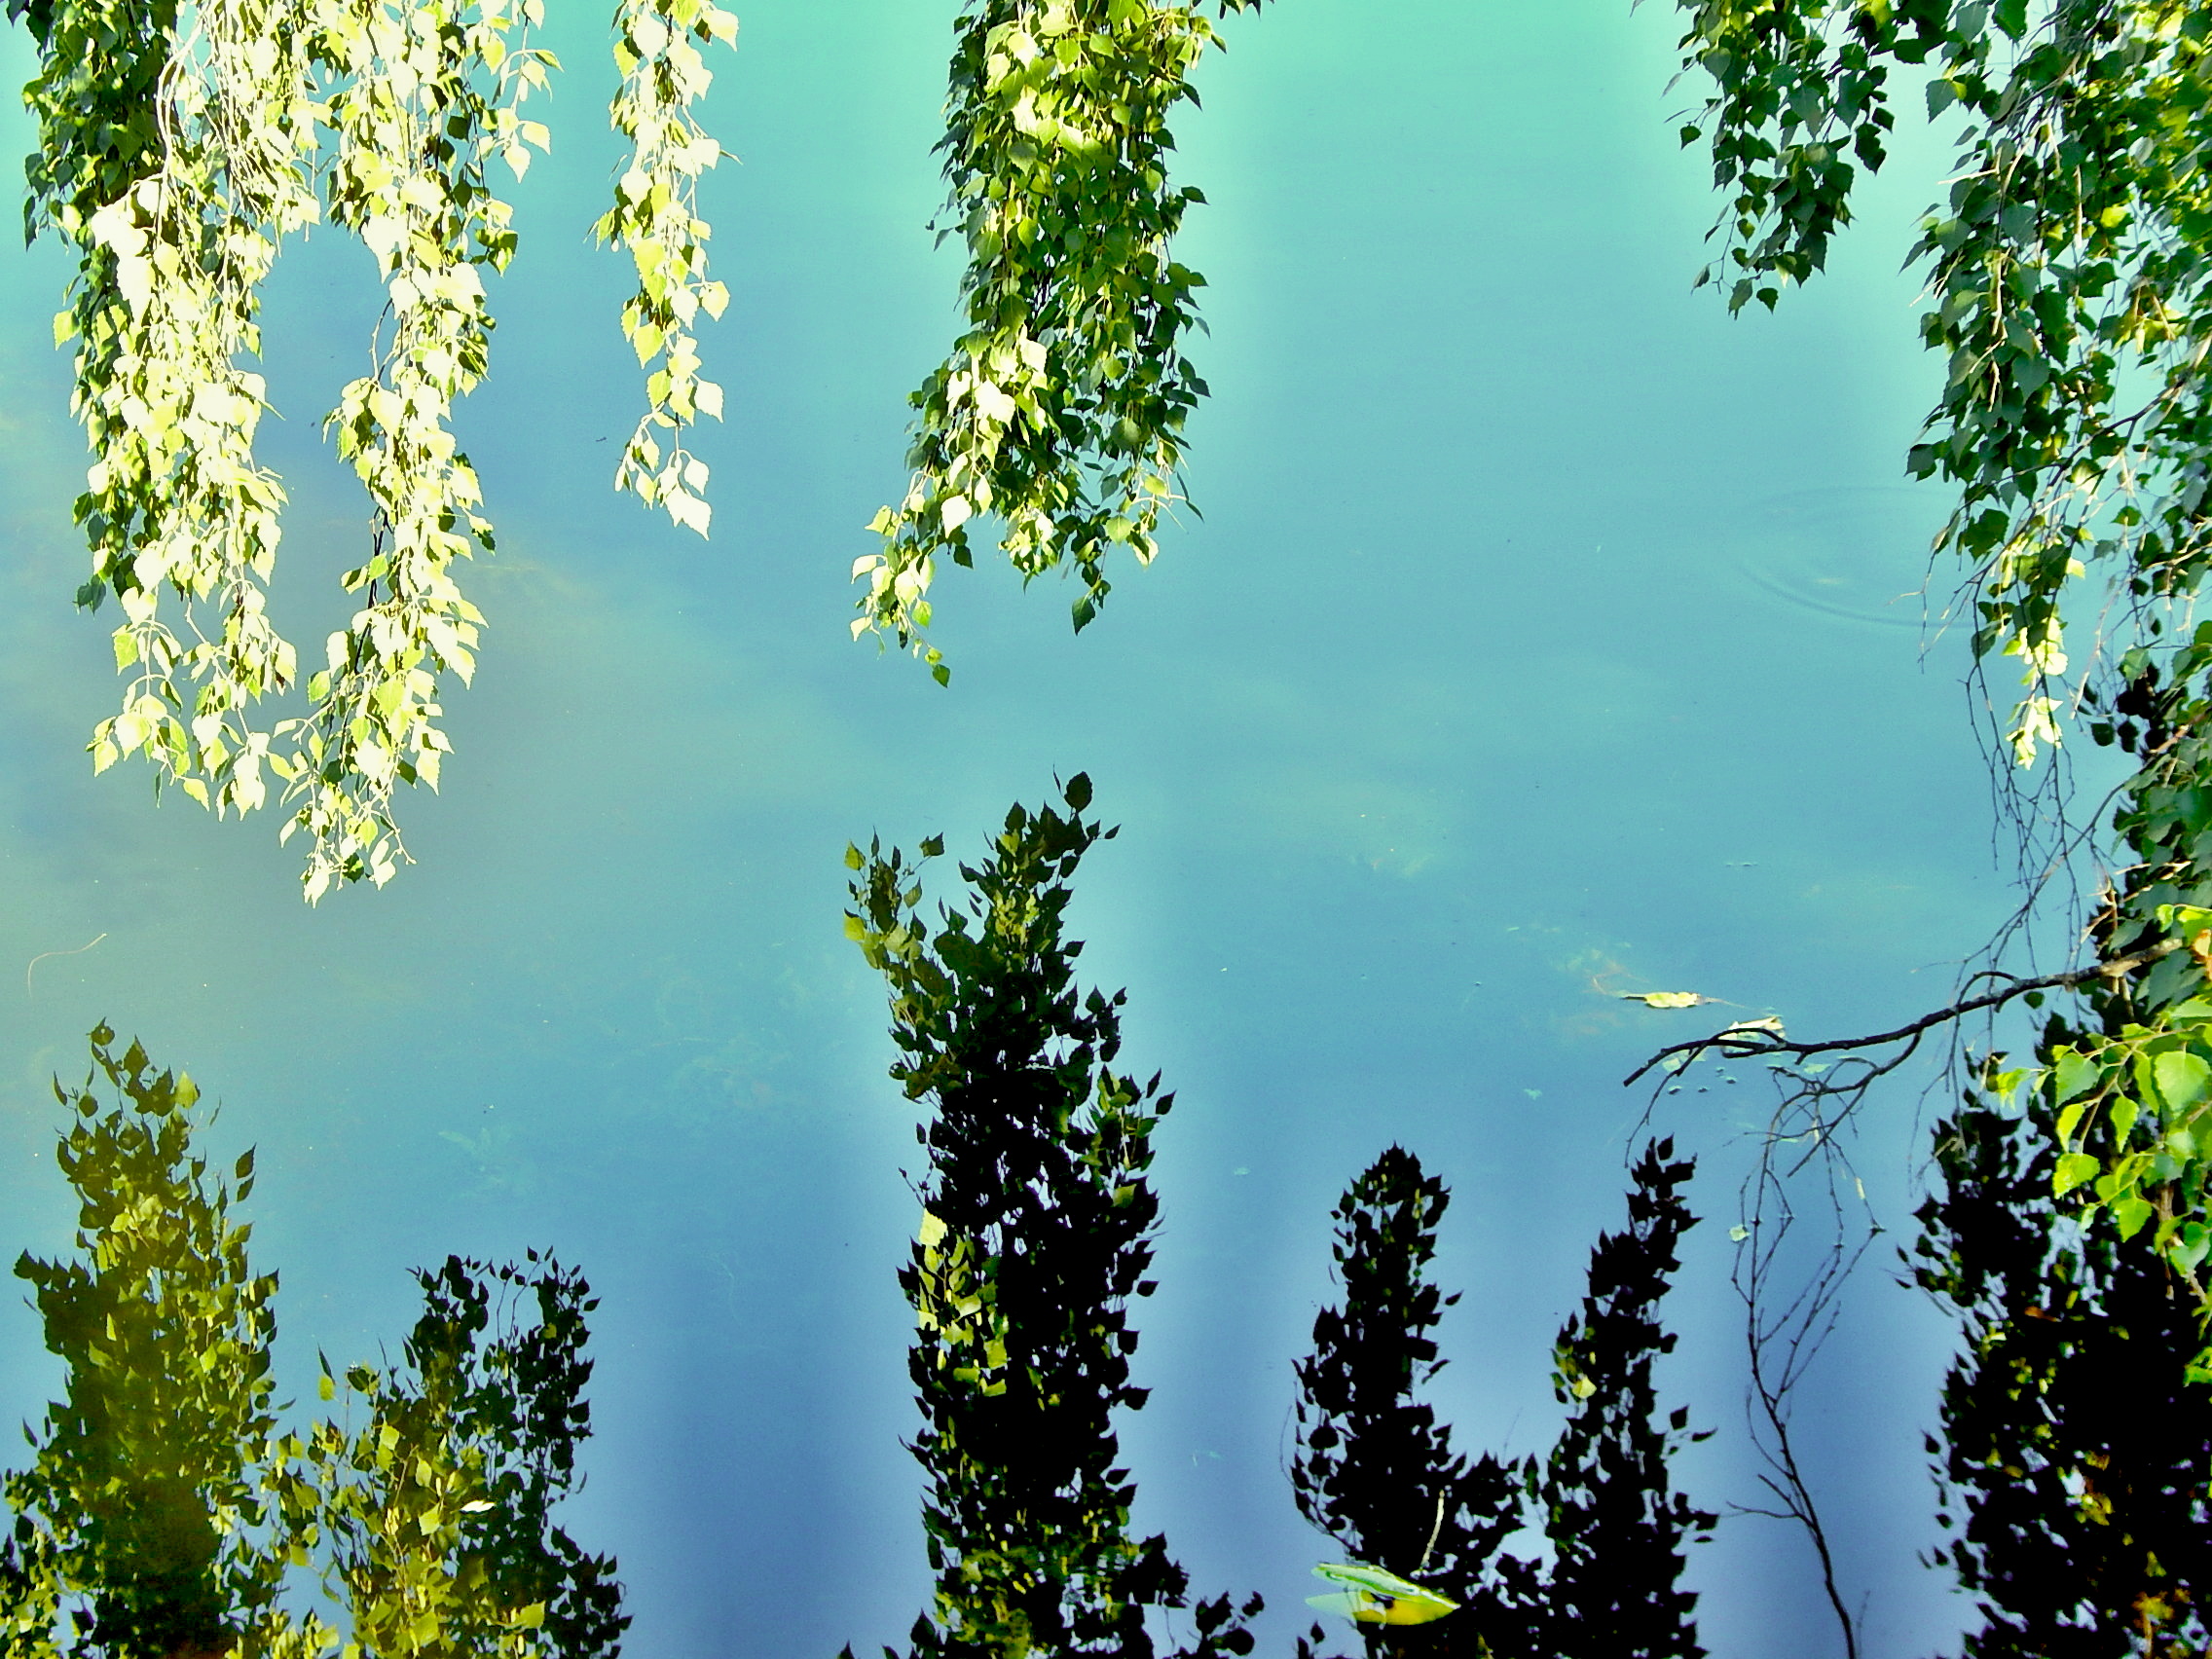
<box><xmin>0</xmin><ymin>1026</ymin><xmax>623</xmax><ymax>1659</ymax></box>
<box><xmin>1917</xmin><ymin>1083</ymin><xmax>2212</xmax><ymax>1654</ymax></box>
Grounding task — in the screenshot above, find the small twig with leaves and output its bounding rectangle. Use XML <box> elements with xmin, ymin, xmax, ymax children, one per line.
<box><xmin>1622</xmin><ymin>937</ymin><xmax>2182</xmax><ymax>1089</ymax></box>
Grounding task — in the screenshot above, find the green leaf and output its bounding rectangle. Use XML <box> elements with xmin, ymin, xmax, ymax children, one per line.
<box><xmin>2053</xmin><ymin>1152</ymin><xmax>2102</xmax><ymax>1197</ymax></box>
<box><xmin>2054</xmin><ymin>1100</ymin><xmax>2089</xmax><ymax>1147</ymax></box>
<box><xmin>2053</xmin><ymin>1049</ymin><xmax>2099</xmax><ymax>1103</ymax></box>
<box><xmin>2154</xmin><ymin>1050</ymin><xmax>2211</xmax><ymax>1115</ymax></box>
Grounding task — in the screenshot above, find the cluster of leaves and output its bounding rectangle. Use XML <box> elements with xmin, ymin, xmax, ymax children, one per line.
<box><xmin>1915</xmin><ymin>1085</ymin><xmax>2212</xmax><ymax>1654</ymax></box>
<box><xmin>843</xmin><ymin>776</ymin><xmax>1260</xmax><ymax>1659</ymax></box>
<box><xmin>28</xmin><ymin>0</ymin><xmax>316</xmax><ymax>829</ymax></box>
<box><xmin>855</xmin><ymin>0</ymin><xmax>1267</xmax><ymax>682</ymax></box>
<box><xmin>300</xmin><ymin>0</ymin><xmax>555</xmax><ymax>898</ymax></box>
<box><xmin>1671</xmin><ymin>0</ymin><xmax>2212</xmax><ymax>759</ymax></box>
<box><xmin>1291</xmin><ymin>1141</ymin><xmax>1713</xmax><ymax>1659</ymax></box>
<box><xmin>595</xmin><ymin>0</ymin><xmax>737</xmax><ymax>535</ymax></box>
<box><xmin>0</xmin><ymin>1026</ymin><xmax>625</xmax><ymax>1659</ymax></box>
<box><xmin>15</xmin><ymin>0</ymin><xmax>734</xmax><ymax>898</ymax></box>
<box><xmin>1981</xmin><ymin>649</ymin><xmax>2212</xmax><ymax>1358</ymax></box>
<box><xmin>1668</xmin><ymin>0</ymin><xmax>2212</xmax><ymax>1331</ymax></box>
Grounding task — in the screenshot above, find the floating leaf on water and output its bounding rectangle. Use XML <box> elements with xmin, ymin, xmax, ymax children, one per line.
<box><xmin>1729</xmin><ymin>1225</ymin><xmax>1750</xmax><ymax>1242</ymax></box>
<box><xmin>1622</xmin><ymin>991</ymin><xmax>1710</xmax><ymax>1009</ymax></box>
<box><xmin>1717</xmin><ymin>1015</ymin><xmax>1787</xmax><ymax>1046</ymax></box>
<box><xmin>1309</xmin><ymin>1564</ymin><xmax>1458</xmax><ymax>1627</ymax></box>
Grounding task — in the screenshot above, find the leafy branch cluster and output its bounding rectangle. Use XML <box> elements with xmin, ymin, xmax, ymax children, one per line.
<box><xmin>298</xmin><ymin>0</ymin><xmax>553</xmax><ymax>897</ymax></box>
<box><xmin>17</xmin><ymin>0</ymin><xmax>735</xmax><ymax>897</ymax></box>
<box><xmin>15</xmin><ymin>0</ymin><xmax>1283</xmax><ymax>887</ymax></box>
<box><xmin>0</xmin><ymin>1026</ymin><xmax>625</xmax><ymax>1659</ymax></box>
<box><xmin>1674</xmin><ymin>0</ymin><xmax>2212</xmax><ymax>760</ymax></box>
<box><xmin>31</xmin><ymin>0</ymin><xmax>318</xmax><ymax>827</ymax></box>
<box><xmin>855</xmin><ymin>0</ymin><xmax>1267</xmax><ymax>682</ymax></box>
<box><xmin>594</xmin><ymin>0</ymin><xmax>736</xmax><ymax>535</ymax></box>
<box><xmin>1669</xmin><ymin>0</ymin><xmax>2212</xmax><ymax>1347</ymax></box>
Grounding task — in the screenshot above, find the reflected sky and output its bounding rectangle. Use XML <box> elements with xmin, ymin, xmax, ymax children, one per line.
<box><xmin>0</xmin><ymin>3</ymin><xmax>2043</xmax><ymax>1655</ymax></box>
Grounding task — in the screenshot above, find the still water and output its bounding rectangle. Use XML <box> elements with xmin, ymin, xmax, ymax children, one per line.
<box><xmin>0</xmin><ymin>2</ymin><xmax>2028</xmax><ymax>1653</ymax></box>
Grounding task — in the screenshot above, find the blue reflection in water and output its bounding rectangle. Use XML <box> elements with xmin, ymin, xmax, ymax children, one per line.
<box><xmin>0</xmin><ymin>1</ymin><xmax>2035</xmax><ymax>1656</ymax></box>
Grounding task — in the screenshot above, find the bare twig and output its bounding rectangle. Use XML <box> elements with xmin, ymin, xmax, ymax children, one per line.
<box><xmin>25</xmin><ymin>933</ymin><xmax>107</xmax><ymax>997</ymax></box>
<box><xmin>1729</xmin><ymin>1099</ymin><xmax>1870</xmax><ymax>1659</ymax></box>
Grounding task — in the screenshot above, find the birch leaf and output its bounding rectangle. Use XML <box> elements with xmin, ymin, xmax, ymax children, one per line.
<box><xmin>1622</xmin><ymin>991</ymin><xmax>1710</xmax><ymax>1010</ymax></box>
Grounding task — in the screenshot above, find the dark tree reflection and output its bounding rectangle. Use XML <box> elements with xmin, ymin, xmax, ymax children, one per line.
<box><xmin>1293</xmin><ymin>1141</ymin><xmax>1712</xmax><ymax>1659</ymax></box>
<box><xmin>844</xmin><ymin>776</ymin><xmax>1260</xmax><ymax>1659</ymax></box>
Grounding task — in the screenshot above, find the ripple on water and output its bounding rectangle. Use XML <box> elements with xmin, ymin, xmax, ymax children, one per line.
<box><xmin>1733</xmin><ymin>486</ymin><xmax>1956</xmax><ymax>630</ymax></box>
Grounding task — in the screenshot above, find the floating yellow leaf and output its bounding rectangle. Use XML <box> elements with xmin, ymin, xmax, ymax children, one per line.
<box><xmin>1621</xmin><ymin>991</ymin><xmax>1709</xmax><ymax>1009</ymax></box>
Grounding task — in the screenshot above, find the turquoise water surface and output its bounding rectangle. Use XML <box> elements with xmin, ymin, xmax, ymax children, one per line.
<box><xmin>0</xmin><ymin>3</ymin><xmax>2032</xmax><ymax>1654</ymax></box>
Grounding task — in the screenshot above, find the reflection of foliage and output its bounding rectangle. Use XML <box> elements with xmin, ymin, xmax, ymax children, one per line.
<box><xmin>1534</xmin><ymin>1139</ymin><xmax>1713</xmax><ymax>1659</ymax></box>
<box><xmin>856</xmin><ymin>0</ymin><xmax>1268</xmax><ymax>680</ymax></box>
<box><xmin>1292</xmin><ymin>1141</ymin><xmax>1711</xmax><ymax>1659</ymax></box>
<box><xmin>6</xmin><ymin>1026</ymin><xmax>284</xmax><ymax>1659</ymax></box>
<box><xmin>844</xmin><ymin>776</ymin><xmax>1260</xmax><ymax>1659</ymax></box>
<box><xmin>1916</xmin><ymin>1085</ymin><xmax>2212</xmax><ymax>1657</ymax></box>
<box><xmin>2</xmin><ymin>1026</ymin><xmax>624</xmax><ymax>1659</ymax></box>
<box><xmin>1289</xmin><ymin>1147</ymin><xmax>1527</xmax><ymax>1658</ymax></box>
<box><xmin>304</xmin><ymin>1255</ymin><xmax>627</xmax><ymax>1659</ymax></box>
